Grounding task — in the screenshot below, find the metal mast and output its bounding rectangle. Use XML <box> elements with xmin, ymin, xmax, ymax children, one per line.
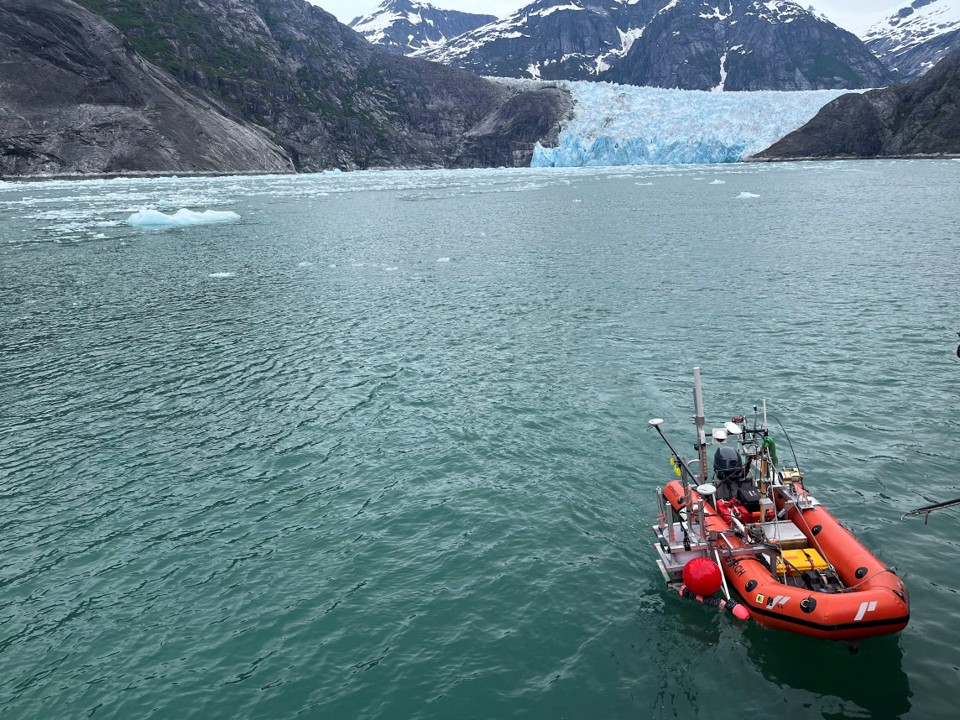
<box><xmin>693</xmin><ymin>367</ymin><xmax>708</xmax><ymax>485</ymax></box>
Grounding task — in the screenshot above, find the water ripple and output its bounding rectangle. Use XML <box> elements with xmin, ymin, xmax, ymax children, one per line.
<box><xmin>2</xmin><ymin>161</ymin><xmax>958</xmax><ymax>719</ymax></box>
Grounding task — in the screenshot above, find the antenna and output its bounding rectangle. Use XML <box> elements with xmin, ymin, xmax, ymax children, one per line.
<box><xmin>724</xmin><ymin>421</ymin><xmax>742</xmax><ymax>436</ymax></box>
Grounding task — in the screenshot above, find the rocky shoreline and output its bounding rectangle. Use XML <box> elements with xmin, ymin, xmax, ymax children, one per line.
<box><xmin>746</xmin><ymin>152</ymin><xmax>960</xmax><ymax>163</ymax></box>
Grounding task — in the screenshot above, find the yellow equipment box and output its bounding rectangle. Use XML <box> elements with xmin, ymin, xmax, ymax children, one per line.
<box><xmin>775</xmin><ymin>549</ymin><xmax>830</xmax><ymax>576</ymax></box>
<box><xmin>781</xmin><ymin>467</ymin><xmax>803</xmax><ymax>483</ymax></box>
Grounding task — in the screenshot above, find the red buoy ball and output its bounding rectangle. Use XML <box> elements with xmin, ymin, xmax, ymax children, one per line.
<box><xmin>683</xmin><ymin>557</ymin><xmax>723</xmax><ymax>597</ymax></box>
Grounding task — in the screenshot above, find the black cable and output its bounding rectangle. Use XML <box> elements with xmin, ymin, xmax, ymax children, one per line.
<box><xmin>771</xmin><ymin>414</ymin><xmax>800</xmax><ymax>470</ymax></box>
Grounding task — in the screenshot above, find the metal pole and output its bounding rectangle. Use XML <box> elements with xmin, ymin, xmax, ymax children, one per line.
<box><xmin>693</xmin><ymin>367</ymin><xmax>708</xmax><ymax>485</ymax></box>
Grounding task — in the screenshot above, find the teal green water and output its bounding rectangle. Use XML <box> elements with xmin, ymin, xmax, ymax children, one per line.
<box><xmin>2</xmin><ymin>161</ymin><xmax>959</xmax><ymax>719</ymax></box>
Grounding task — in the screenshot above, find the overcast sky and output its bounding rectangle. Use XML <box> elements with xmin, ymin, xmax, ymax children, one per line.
<box><xmin>313</xmin><ymin>1</ymin><xmax>902</xmax><ymax>35</ymax></box>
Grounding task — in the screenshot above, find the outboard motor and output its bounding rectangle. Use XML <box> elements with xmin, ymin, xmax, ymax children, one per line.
<box><xmin>714</xmin><ymin>446</ymin><xmax>744</xmax><ymax>482</ymax></box>
<box><xmin>714</xmin><ymin>446</ymin><xmax>761</xmax><ymax>512</ymax></box>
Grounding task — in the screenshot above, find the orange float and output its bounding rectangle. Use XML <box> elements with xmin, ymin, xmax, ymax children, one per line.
<box><xmin>651</xmin><ymin>369</ymin><xmax>909</xmax><ymax>641</ymax></box>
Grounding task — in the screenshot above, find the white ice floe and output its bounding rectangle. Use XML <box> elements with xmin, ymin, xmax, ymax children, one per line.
<box><xmin>127</xmin><ymin>208</ymin><xmax>240</xmax><ymax>227</ymax></box>
<box><xmin>208</xmin><ymin>272</ymin><xmax>236</xmax><ymax>278</ymax></box>
<box><xmin>737</xmin><ymin>192</ymin><xmax>761</xmax><ymax>198</ymax></box>
<box><xmin>437</xmin><ymin>257</ymin><xmax>451</xmax><ymax>262</ymax></box>
<box><xmin>710</xmin><ymin>179</ymin><xmax>727</xmax><ymax>184</ymax></box>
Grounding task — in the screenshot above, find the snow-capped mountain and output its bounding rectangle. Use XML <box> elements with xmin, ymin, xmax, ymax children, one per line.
<box><xmin>350</xmin><ymin>0</ymin><xmax>495</xmax><ymax>55</ymax></box>
<box><xmin>863</xmin><ymin>0</ymin><xmax>960</xmax><ymax>79</ymax></box>
<box><xmin>414</xmin><ymin>0</ymin><xmax>892</xmax><ymax>91</ymax></box>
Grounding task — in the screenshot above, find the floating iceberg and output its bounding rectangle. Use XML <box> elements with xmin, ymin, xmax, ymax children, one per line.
<box><xmin>127</xmin><ymin>208</ymin><xmax>240</xmax><ymax>227</ymax></box>
<box><xmin>531</xmin><ymin>82</ymin><xmax>850</xmax><ymax>167</ymax></box>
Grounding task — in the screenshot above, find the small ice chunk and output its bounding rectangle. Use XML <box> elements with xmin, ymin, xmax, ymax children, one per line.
<box><xmin>737</xmin><ymin>192</ymin><xmax>760</xmax><ymax>199</ymax></box>
<box><xmin>297</xmin><ymin>261</ymin><xmax>313</xmax><ymax>267</ymax></box>
<box><xmin>710</xmin><ymin>180</ymin><xmax>726</xmax><ymax>185</ymax></box>
<box><xmin>208</xmin><ymin>272</ymin><xmax>235</xmax><ymax>278</ymax></box>
<box><xmin>437</xmin><ymin>257</ymin><xmax>451</xmax><ymax>263</ymax></box>
<box><xmin>127</xmin><ymin>208</ymin><xmax>240</xmax><ymax>227</ymax></box>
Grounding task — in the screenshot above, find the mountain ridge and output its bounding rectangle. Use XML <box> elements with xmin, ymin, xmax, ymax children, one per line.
<box><xmin>350</xmin><ymin>0</ymin><xmax>496</xmax><ymax>55</ymax></box>
<box><xmin>862</xmin><ymin>0</ymin><xmax>960</xmax><ymax>80</ymax></box>
<box><xmin>409</xmin><ymin>0</ymin><xmax>893</xmax><ymax>91</ymax></box>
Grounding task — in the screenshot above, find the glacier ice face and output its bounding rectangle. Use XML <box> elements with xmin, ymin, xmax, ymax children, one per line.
<box><xmin>530</xmin><ymin>81</ymin><xmax>850</xmax><ymax>167</ymax></box>
<box><xmin>127</xmin><ymin>208</ymin><xmax>240</xmax><ymax>227</ymax></box>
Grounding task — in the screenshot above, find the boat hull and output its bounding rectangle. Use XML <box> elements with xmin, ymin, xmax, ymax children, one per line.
<box><xmin>663</xmin><ymin>480</ymin><xmax>909</xmax><ymax>640</ymax></box>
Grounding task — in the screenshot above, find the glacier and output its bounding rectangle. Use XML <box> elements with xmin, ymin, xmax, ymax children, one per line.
<box><xmin>530</xmin><ymin>81</ymin><xmax>851</xmax><ymax>167</ymax></box>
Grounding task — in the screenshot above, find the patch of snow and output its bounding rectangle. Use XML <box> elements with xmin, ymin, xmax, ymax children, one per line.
<box><xmin>713</xmin><ymin>52</ymin><xmax>729</xmax><ymax>92</ymax></box>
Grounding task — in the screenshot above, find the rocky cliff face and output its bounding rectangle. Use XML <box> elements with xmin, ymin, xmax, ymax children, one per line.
<box><xmin>2</xmin><ymin>0</ymin><xmax>571</xmax><ymax>177</ymax></box>
<box><xmin>752</xmin><ymin>47</ymin><xmax>960</xmax><ymax>159</ymax></box>
<box><xmin>350</xmin><ymin>0</ymin><xmax>496</xmax><ymax>55</ymax></box>
<box><xmin>863</xmin><ymin>0</ymin><xmax>960</xmax><ymax>80</ymax></box>
<box><xmin>0</xmin><ymin>0</ymin><xmax>294</xmax><ymax>176</ymax></box>
<box><xmin>72</xmin><ymin>0</ymin><xmax>572</xmax><ymax>171</ymax></box>
<box><xmin>415</xmin><ymin>0</ymin><xmax>893</xmax><ymax>91</ymax></box>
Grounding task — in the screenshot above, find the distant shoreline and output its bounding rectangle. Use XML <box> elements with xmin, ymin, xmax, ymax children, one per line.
<box><xmin>0</xmin><ymin>169</ymin><xmax>299</xmax><ymax>183</ymax></box>
<box><xmin>745</xmin><ymin>153</ymin><xmax>960</xmax><ymax>163</ymax></box>
<box><xmin>3</xmin><ymin>155</ymin><xmax>959</xmax><ymax>183</ymax></box>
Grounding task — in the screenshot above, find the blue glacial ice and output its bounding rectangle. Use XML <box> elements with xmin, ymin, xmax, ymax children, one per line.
<box><xmin>127</xmin><ymin>208</ymin><xmax>240</xmax><ymax>227</ymax></box>
<box><xmin>531</xmin><ymin>82</ymin><xmax>850</xmax><ymax>167</ymax></box>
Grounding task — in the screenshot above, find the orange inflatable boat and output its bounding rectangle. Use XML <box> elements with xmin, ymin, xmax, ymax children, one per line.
<box><xmin>651</xmin><ymin>369</ymin><xmax>909</xmax><ymax>641</ymax></box>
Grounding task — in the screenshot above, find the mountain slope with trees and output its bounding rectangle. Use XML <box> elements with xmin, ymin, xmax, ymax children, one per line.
<box><xmin>1</xmin><ymin>0</ymin><xmax>572</xmax><ymax>176</ymax></box>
